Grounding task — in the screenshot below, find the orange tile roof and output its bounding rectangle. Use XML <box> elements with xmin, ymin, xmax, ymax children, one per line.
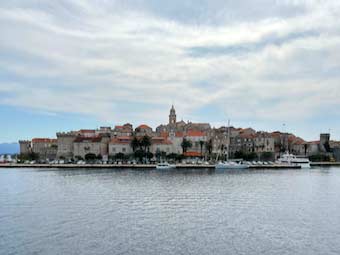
<box><xmin>175</xmin><ymin>132</ymin><xmax>184</xmax><ymax>137</ymax></box>
<box><xmin>138</xmin><ymin>124</ymin><xmax>151</xmax><ymax>129</ymax></box>
<box><xmin>239</xmin><ymin>133</ymin><xmax>255</xmax><ymax>139</ymax></box>
<box><xmin>110</xmin><ymin>137</ymin><xmax>132</xmax><ymax>144</ymax></box>
<box><xmin>160</xmin><ymin>132</ymin><xmax>169</xmax><ymax>138</ymax></box>
<box><xmin>184</xmin><ymin>151</ymin><xmax>202</xmax><ymax>157</ymax></box>
<box><xmin>151</xmin><ymin>137</ymin><xmax>172</xmax><ymax>145</ymax></box>
<box><xmin>186</xmin><ymin>130</ymin><xmax>205</xmax><ymax>137</ymax></box>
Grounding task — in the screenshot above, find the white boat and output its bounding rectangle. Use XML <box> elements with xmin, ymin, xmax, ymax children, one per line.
<box><xmin>156</xmin><ymin>162</ymin><xmax>176</xmax><ymax>170</ymax></box>
<box><xmin>277</xmin><ymin>153</ymin><xmax>311</xmax><ymax>168</ymax></box>
<box><xmin>215</xmin><ymin>161</ymin><xmax>249</xmax><ymax>170</ymax></box>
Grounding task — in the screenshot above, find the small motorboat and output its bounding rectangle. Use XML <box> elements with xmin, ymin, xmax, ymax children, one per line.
<box><xmin>156</xmin><ymin>162</ymin><xmax>176</xmax><ymax>170</ymax></box>
<box><xmin>215</xmin><ymin>161</ymin><xmax>249</xmax><ymax>170</ymax></box>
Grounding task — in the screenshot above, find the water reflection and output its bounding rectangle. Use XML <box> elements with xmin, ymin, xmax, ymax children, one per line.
<box><xmin>1</xmin><ymin>167</ymin><xmax>340</xmax><ymax>255</ymax></box>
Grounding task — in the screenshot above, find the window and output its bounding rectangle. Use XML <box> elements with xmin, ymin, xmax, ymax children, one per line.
<box><xmin>122</xmin><ymin>148</ymin><xmax>126</xmax><ymax>152</ymax></box>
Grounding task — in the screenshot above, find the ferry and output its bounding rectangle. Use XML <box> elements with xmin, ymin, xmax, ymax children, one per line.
<box><xmin>277</xmin><ymin>153</ymin><xmax>311</xmax><ymax>169</ymax></box>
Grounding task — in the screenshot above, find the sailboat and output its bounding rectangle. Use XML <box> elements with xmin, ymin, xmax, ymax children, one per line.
<box><xmin>215</xmin><ymin>120</ymin><xmax>249</xmax><ymax>170</ymax></box>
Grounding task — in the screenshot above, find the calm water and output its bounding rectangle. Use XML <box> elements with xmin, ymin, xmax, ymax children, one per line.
<box><xmin>1</xmin><ymin>167</ymin><xmax>340</xmax><ymax>255</ymax></box>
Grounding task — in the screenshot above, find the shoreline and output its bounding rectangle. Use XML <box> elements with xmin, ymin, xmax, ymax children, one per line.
<box><xmin>0</xmin><ymin>162</ymin><xmax>339</xmax><ymax>169</ymax></box>
<box><xmin>0</xmin><ymin>163</ymin><xmax>324</xmax><ymax>169</ymax></box>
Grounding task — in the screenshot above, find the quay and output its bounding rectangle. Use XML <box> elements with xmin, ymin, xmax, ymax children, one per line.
<box><xmin>310</xmin><ymin>162</ymin><xmax>340</xmax><ymax>167</ymax></box>
<box><xmin>0</xmin><ymin>163</ymin><xmax>303</xmax><ymax>169</ymax></box>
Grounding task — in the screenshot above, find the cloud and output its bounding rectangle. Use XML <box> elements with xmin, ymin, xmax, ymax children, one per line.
<box><xmin>0</xmin><ymin>0</ymin><xmax>340</xmax><ymax>139</ymax></box>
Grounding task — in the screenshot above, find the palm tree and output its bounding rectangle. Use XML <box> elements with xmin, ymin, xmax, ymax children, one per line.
<box><xmin>199</xmin><ymin>140</ymin><xmax>205</xmax><ymax>158</ymax></box>
<box><xmin>181</xmin><ymin>138</ymin><xmax>192</xmax><ymax>154</ymax></box>
<box><xmin>141</xmin><ymin>135</ymin><xmax>151</xmax><ymax>153</ymax></box>
<box><xmin>205</xmin><ymin>139</ymin><xmax>213</xmax><ymax>159</ymax></box>
<box><xmin>130</xmin><ymin>136</ymin><xmax>140</xmax><ymax>152</ymax></box>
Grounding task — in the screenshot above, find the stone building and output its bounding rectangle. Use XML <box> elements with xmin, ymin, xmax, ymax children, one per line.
<box><xmin>109</xmin><ymin>136</ymin><xmax>133</xmax><ymax>155</ymax></box>
<box><xmin>135</xmin><ymin>124</ymin><xmax>153</xmax><ymax>136</ymax></box>
<box><xmin>56</xmin><ymin>132</ymin><xmax>78</xmax><ymax>160</ymax></box>
<box><xmin>73</xmin><ymin>136</ymin><xmax>109</xmax><ymax>159</ymax></box>
<box><xmin>31</xmin><ymin>138</ymin><xmax>58</xmax><ymax>160</ymax></box>
<box><xmin>95</xmin><ymin>127</ymin><xmax>112</xmax><ymax>136</ymax></box>
<box><xmin>150</xmin><ymin>137</ymin><xmax>173</xmax><ymax>155</ymax></box>
<box><xmin>254</xmin><ymin>132</ymin><xmax>275</xmax><ymax>154</ymax></box>
<box><xmin>19</xmin><ymin>140</ymin><xmax>32</xmax><ymax>155</ymax></box>
<box><xmin>184</xmin><ymin>130</ymin><xmax>207</xmax><ymax>157</ymax></box>
<box><xmin>156</xmin><ymin>105</ymin><xmax>211</xmax><ymax>134</ymax></box>
<box><xmin>289</xmin><ymin>136</ymin><xmax>308</xmax><ymax>156</ymax></box>
<box><xmin>112</xmin><ymin>124</ymin><xmax>133</xmax><ymax>137</ymax></box>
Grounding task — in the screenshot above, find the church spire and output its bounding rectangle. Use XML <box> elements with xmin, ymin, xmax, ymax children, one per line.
<box><xmin>169</xmin><ymin>105</ymin><xmax>176</xmax><ymax>125</ymax></box>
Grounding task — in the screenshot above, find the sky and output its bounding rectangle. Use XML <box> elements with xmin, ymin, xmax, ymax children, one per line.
<box><xmin>1</xmin><ymin>0</ymin><xmax>340</xmax><ymax>143</ymax></box>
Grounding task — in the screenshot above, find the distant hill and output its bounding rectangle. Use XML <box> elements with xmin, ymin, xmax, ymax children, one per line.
<box><xmin>0</xmin><ymin>143</ymin><xmax>19</xmax><ymax>155</ymax></box>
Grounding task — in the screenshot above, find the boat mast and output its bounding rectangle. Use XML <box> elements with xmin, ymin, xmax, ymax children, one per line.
<box><xmin>226</xmin><ymin>120</ymin><xmax>230</xmax><ymax>161</ymax></box>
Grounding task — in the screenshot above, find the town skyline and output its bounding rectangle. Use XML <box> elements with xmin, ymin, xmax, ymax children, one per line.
<box><xmin>2</xmin><ymin>1</ymin><xmax>340</xmax><ymax>143</ymax></box>
<box><xmin>1</xmin><ymin>103</ymin><xmax>338</xmax><ymax>143</ymax></box>
<box><xmin>17</xmin><ymin>105</ymin><xmax>340</xmax><ymax>164</ymax></box>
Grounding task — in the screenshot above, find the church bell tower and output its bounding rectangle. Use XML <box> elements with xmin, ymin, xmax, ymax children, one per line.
<box><xmin>169</xmin><ymin>105</ymin><xmax>177</xmax><ymax>125</ymax></box>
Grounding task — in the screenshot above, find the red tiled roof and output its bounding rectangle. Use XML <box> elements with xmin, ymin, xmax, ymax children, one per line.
<box><xmin>110</xmin><ymin>137</ymin><xmax>131</xmax><ymax>144</ymax></box>
<box><xmin>137</xmin><ymin>124</ymin><xmax>152</xmax><ymax>129</ymax></box>
<box><xmin>186</xmin><ymin>130</ymin><xmax>205</xmax><ymax>137</ymax></box>
<box><xmin>32</xmin><ymin>138</ymin><xmax>57</xmax><ymax>143</ymax></box>
<box><xmin>239</xmin><ymin>133</ymin><xmax>255</xmax><ymax>139</ymax></box>
<box><xmin>115</xmin><ymin>125</ymin><xmax>124</xmax><ymax>129</ymax></box>
<box><xmin>184</xmin><ymin>151</ymin><xmax>202</xmax><ymax>157</ymax></box>
<box><xmin>160</xmin><ymin>132</ymin><xmax>169</xmax><ymax>138</ymax></box>
<box><xmin>151</xmin><ymin>137</ymin><xmax>172</xmax><ymax>145</ymax></box>
<box><xmin>117</xmin><ymin>136</ymin><xmax>131</xmax><ymax>140</ymax></box>
<box><xmin>74</xmin><ymin>137</ymin><xmax>102</xmax><ymax>143</ymax></box>
<box><xmin>175</xmin><ymin>132</ymin><xmax>184</xmax><ymax>137</ymax></box>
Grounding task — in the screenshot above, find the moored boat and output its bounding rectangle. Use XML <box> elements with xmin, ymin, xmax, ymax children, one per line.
<box><xmin>215</xmin><ymin>161</ymin><xmax>249</xmax><ymax>170</ymax></box>
<box><xmin>277</xmin><ymin>153</ymin><xmax>311</xmax><ymax>168</ymax></box>
<box><xmin>156</xmin><ymin>162</ymin><xmax>176</xmax><ymax>170</ymax></box>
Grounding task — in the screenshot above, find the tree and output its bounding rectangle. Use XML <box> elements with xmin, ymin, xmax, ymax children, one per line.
<box><xmin>85</xmin><ymin>153</ymin><xmax>96</xmax><ymax>162</ymax></box>
<box><xmin>146</xmin><ymin>152</ymin><xmax>154</xmax><ymax>160</ymax></box>
<box><xmin>18</xmin><ymin>152</ymin><xmax>39</xmax><ymax>162</ymax></box>
<box><xmin>134</xmin><ymin>149</ymin><xmax>144</xmax><ymax>162</ymax></box>
<box><xmin>156</xmin><ymin>150</ymin><xmax>166</xmax><ymax>162</ymax></box>
<box><xmin>260</xmin><ymin>152</ymin><xmax>274</xmax><ymax>161</ymax></box>
<box><xmin>141</xmin><ymin>135</ymin><xmax>151</xmax><ymax>152</ymax></box>
<box><xmin>205</xmin><ymin>139</ymin><xmax>213</xmax><ymax>159</ymax></box>
<box><xmin>130</xmin><ymin>136</ymin><xmax>140</xmax><ymax>152</ymax></box>
<box><xmin>181</xmin><ymin>138</ymin><xmax>192</xmax><ymax>154</ymax></box>
<box><xmin>75</xmin><ymin>155</ymin><xmax>84</xmax><ymax>161</ymax></box>
<box><xmin>199</xmin><ymin>140</ymin><xmax>205</xmax><ymax>158</ymax></box>
<box><xmin>166</xmin><ymin>153</ymin><xmax>178</xmax><ymax>161</ymax></box>
<box><xmin>234</xmin><ymin>151</ymin><xmax>257</xmax><ymax>161</ymax></box>
<box><xmin>115</xmin><ymin>152</ymin><xmax>125</xmax><ymax>160</ymax></box>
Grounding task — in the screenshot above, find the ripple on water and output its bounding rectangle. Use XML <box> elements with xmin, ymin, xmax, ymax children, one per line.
<box><xmin>1</xmin><ymin>168</ymin><xmax>340</xmax><ymax>255</ymax></box>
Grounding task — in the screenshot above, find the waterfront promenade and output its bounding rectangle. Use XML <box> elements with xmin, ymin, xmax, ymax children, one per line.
<box><xmin>2</xmin><ymin>163</ymin><xmax>336</xmax><ymax>169</ymax></box>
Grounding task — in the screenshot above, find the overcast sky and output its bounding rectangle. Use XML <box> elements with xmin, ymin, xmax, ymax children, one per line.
<box><xmin>1</xmin><ymin>0</ymin><xmax>340</xmax><ymax>142</ymax></box>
